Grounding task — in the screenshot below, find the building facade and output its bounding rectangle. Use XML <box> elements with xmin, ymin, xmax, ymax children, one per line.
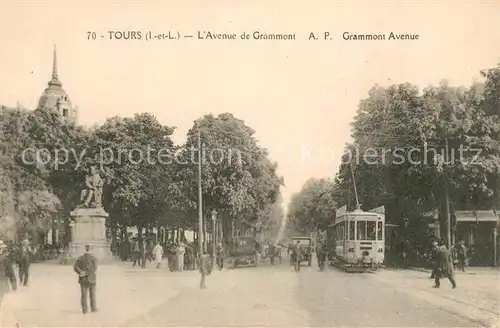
<box><xmin>454</xmin><ymin>210</ymin><xmax>499</xmax><ymax>267</ymax></box>
<box><xmin>37</xmin><ymin>46</ymin><xmax>78</xmax><ymax>124</ymax></box>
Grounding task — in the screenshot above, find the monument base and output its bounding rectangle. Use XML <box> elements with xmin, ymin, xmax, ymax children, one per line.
<box><xmin>69</xmin><ymin>207</ymin><xmax>114</xmax><ymax>264</ymax></box>
<box><xmin>70</xmin><ymin>242</ymin><xmax>114</xmax><ymax>264</ymax></box>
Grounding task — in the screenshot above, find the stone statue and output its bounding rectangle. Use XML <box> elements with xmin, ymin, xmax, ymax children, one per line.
<box><xmin>80</xmin><ymin>166</ymin><xmax>104</xmax><ymax>208</ymax></box>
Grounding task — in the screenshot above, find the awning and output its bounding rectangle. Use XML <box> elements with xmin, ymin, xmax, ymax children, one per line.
<box><xmin>455</xmin><ymin>210</ymin><xmax>499</xmax><ymax>223</ymax></box>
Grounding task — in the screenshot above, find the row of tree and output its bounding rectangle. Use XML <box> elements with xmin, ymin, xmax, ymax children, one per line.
<box><xmin>0</xmin><ymin>108</ymin><xmax>284</xmax><ymax>244</ymax></box>
<box><xmin>289</xmin><ymin>66</ymin><xmax>500</xmax><ymax>236</ymax></box>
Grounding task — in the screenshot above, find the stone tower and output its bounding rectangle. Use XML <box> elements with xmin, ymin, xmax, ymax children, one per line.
<box><xmin>37</xmin><ymin>45</ymin><xmax>78</xmax><ymax>124</ymax></box>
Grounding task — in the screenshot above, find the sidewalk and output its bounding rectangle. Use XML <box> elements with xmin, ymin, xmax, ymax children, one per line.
<box><xmin>409</xmin><ymin>266</ymin><xmax>500</xmax><ymax>276</ymax></box>
<box><xmin>0</xmin><ymin>261</ymin><xmax>204</xmax><ymax>327</ymax></box>
<box><xmin>370</xmin><ymin>268</ymin><xmax>500</xmax><ymax>327</ymax></box>
<box><xmin>122</xmin><ymin>265</ymin><xmax>311</xmax><ymax>327</ymax></box>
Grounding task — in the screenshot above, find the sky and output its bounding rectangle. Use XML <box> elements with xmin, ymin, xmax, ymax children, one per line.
<box><xmin>0</xmin><ymin>1</ymin><xmax>499</xmax><ymax>210</ymax></box>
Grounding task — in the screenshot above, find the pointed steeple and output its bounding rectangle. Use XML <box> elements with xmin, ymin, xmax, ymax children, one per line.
<box><xmin>48</xmin><ymin>45</ymin><xmax>62</xmax><ymax>87</ymax></box>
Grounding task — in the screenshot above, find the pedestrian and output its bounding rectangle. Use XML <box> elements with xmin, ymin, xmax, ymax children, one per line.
<box><xmin>293</xmin><ymin>242</ymin><xmax>301</xmax><ymax>272</ymax></box>
<box><xmin>168</xmin><ymin>243</ymin><xmax>176</xmax><ymax>272</ymax></box>
<box><xmin>432</xmin><ymin>241</ymin><xmax>456</xmax><ymax>289</ymax></box>
<box><xmin>316</xmin><ymin>240</ymin><xmax>326</xmax><ymax>271</ymax></box>
<box><xmin>0</xmin><ymin>241</ymin><xmax>17</xmax><ymax>308</ymax></box>
<box><xmin>198</xmin><ymin>252</ymin><xmax>209</xmax><ymax>289</ymax></box>
<box><xmin>140</xmin><ymin>239</ymin><xmax>147</xmax><ymax>268</ymax></box>
<box><xmin>177</xmin><ymin>242</ymin><xmax>185</xmax><ymax>271</ymax></box>
<box><xmin>185</xmin><ymin>243</ymin><xmax>195</xmax><ymax>270</ymax></box>
<box><xmin>216</xmin><ymin>242</ymin><xmax>224</xmax><ymax>270</ymax></box>
<box><xmin>153</xmin><ymin>242</ymin><xmax>163</xmax><ymax>268</ymax></box>
<box><xmin>456</xmin><ymin>240</ymin><xmax>467</xmax><ymax>272</ymax></box>
<box><xmin>73</xmin><ymin>244</ymin><xmax>98</xmax><ymax>314</ymax></box>
<box><xmin>289</xmin><ymin>244</ymin><xmax>295</xmax><ymax>266</ymax></box>
<box><xmin>120</xmin><ymin>238</ymin><xmax>129</xmax><ymax>261</ymax></box>
<box><xmin>429</xmin><ymin>243</ymin><xmax>439</xmax><ymax>279</ymax></box>
<box><xmin>269</xmin><ymin>242</ymin><xmax>276</xmax><ymax>265</ymax></box>
<box><xmin>131</xmin><ymin>238</ymin><xmax>140</xmax><ymax>267</ymax></box>
<box><xmin>146</xmin><ymin>238</ymin><xmax>154</xmax><ymax>263</ymax></box>
<box><xmin>277</xmin><ymin>243</ymin><xmax>283</xmax><ymax>264</ymax></box>
<box><xmin>18</xmin><ymin>239</ymin><xmax>33</xmax><ymax>286</ymax></box>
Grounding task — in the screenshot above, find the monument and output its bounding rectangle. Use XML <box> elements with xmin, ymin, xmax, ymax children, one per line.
<box><xmin>69</xmin><ymin>166</ymin><xmax>113</xmax><ymax>262</ymax></box>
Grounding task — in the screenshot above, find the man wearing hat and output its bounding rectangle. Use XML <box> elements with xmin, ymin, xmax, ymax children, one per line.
<box><xmin>431</xmin><ymin>240</ymin><xmax>457</xmax><ymax>288</ymax></box>
<box><xmin>73</xmin><ymin>244</ymin><xmax>98</xmax><ymax>314</ymax></box>
<box><xmin>18</xmin><ymin>239</ymin><xmax>33</xmax><ymax>286</ymax></box>
<box><xmin>0</xmin><ymin>240</ymin><xmax>17</xmax><ymax>307</ymax></box>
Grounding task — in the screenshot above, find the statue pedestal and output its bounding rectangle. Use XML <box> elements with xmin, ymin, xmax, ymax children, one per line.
<box><xmin>70</xmin><ymin>207</ymin><xmax>113</xmax><ymax>263</ymax></box>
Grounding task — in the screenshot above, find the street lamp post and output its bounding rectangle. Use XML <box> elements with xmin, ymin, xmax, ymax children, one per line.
<box><xmin>211</xmin><ymin>210</ymin><xmax>217</xmax><ymax>269</ymax></box>
<box><xmin>69</xmin><ymin>221</ymin><xmax>75</xmax><ymax>246</ymax></box>
<box><xmin>493</xmin><ymin>227</ymin><xmax>498</xmax><ymax>267</ymax></box>
<box><xmin>197</xmin><ymin>126</ymin><xmax>208</xmax><ymax>289</ymax></box>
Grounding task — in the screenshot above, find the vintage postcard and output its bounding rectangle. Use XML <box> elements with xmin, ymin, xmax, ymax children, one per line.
<box><xmin>0</xmin><ymin>1</ymin><xmax>499</xmax><ymax>327</ymax></box>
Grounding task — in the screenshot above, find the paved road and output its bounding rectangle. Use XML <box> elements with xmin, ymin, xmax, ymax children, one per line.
<box><xmin>122</xmin><ymin>262</ymin><xmax>482</xmax><ymax>327</ymax></box>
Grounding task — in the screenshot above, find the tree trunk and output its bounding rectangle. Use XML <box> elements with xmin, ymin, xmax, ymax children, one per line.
<box><xmin>51</xmin><ymin>226</ymin><xmax>57</xmax><ymax>245</ymax></box>
<box><xmin>137</xmin><ymin>224</ymin><xmax>143</xmax><ymax>240</ymax></box>
<box><xmin>111</xmin><ymin>220</ymin><xmax>117</xmax><ymax>254</ymax></box>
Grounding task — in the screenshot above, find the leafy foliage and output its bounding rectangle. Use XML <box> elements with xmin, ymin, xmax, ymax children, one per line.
<box><xmin>333</xmin><ymin>66</ymin><xmax>500</xmax><ymax>227</ymax></box>
<box><xmin>181</xmin><ymin>113</ymin><xmax>284</xmax><ymax>230</ymax></box>
<box><xmin>0</xmin><ymin>107</ymin><xmax>284</xmax><ymax>242</ymax></box>
<box><xmin>83</xmin><ymin>113</ymin><xmax>176</xmax><ymax>232</ymax></box>
<box><xmin>287</xmin><ymin>178</ymin><xmax>337</xmax><ymax>233</ymax></box>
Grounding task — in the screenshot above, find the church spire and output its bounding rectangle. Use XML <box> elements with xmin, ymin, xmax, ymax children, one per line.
<box><xmin>48</xmin><ymin>44</ymin><xmax>62</xmax><ymax>87</ymax></box>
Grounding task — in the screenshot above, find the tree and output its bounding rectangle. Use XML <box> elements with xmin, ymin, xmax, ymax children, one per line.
<box><xmin>332</xmin><ymin>66</ymin><xmax>499</xmax><ymax>238</ymax></box>
<box><xmin>84</xmin><ymin>113</ymin><xmax>176</xmax><ymax>237</ymax></box>
<box><xmin>287</xmin><ymin>177</ymin><xmax>337</xmax><ymax>234</ymax></box>
<box><xmin>0</xmin><ymin>107</ymin><xmax>72</xmax><ymax>241</ymax></box>
<box><xmin>180</xmin><ymin>113</ymin><xmax>284</xmax><ymax>236</ymax></box>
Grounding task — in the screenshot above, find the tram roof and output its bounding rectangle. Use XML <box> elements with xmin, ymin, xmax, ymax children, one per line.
<box><xmin>328</xmin><ymin>209</ymin><xmax>381</xmax><ymax>227</ymax></box>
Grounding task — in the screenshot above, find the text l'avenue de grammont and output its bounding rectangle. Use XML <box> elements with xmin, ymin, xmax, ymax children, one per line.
<box><xmin>197</xmin><ymin>31</ymin><xmax>296</xmax><ymax>40</ymax></box>
<box><xmin>342</xmin><ymin>32</ymin><xmax>419</xmax><ymax>41</ymax></box>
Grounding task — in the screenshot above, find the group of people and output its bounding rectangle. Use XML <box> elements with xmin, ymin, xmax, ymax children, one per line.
<box><xmin>264</xmin><ymin>242</ymin><xmax>284</xmax><ymax>265</ymax></box>
<box><xmin>0</xmin><ymin>239</ymin><xmax>35</xmax><ymax>309</ymax></box>
<box><xmin>118</xmin><ymin>237</ymin><xmax>202</xmax><ymax>271</ymax></box>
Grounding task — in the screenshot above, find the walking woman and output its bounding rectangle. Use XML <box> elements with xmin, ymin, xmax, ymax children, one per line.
<box><xmin>153</xmin><ymin>242</ymin><xmax>164</xmax><ymax>268</ymax></box>
<box><xmin>176</xmin><ymin>243</ymin><xmax>185</xmax><ymax>271</ymax></box>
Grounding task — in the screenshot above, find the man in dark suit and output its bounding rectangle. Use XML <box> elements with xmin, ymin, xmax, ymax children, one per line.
<box><xmin>131</xmin><ymin>238</ymin><xmax>140</xmax><ymax>266</ymax></box>
<box><xmin>18</xmin><ymin>239</ymin><xmax>33</xmax><ymax>286</ymax></box>
<box><xmin>74</xmin><ymin>244</ymin><xmax>98</xmax><ymax>313</ymax></box>
<box><xmin>432</xmin><ymin>241</ymin><xmax>456</xmax><ymax>289</ymax></box>
<box><xmin>0</xmin><ymin>241</ymin><xmax>17</xmax><ymax>308</ymax></box>
<box><xmin>293</xmin><ymin>242</ymin><xmax>302</xmax><ymax>272</ymax></box>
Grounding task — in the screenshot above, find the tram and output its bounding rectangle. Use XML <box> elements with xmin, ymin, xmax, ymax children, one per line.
<box><xmin>326</xmin><ymin>205</ymin><xmax>385</xmax><ymax>272</ymax></box>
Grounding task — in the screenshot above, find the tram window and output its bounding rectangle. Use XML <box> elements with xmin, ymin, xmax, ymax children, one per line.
<box><xmin>377</xmin><ymin>221</ymin><xmax>383</xmax><ymax>240</ymax></box>
<box><xmin>344</xmin><ymin>221</ymin><xmax>348</xmax><ymax>239</ymax></box>
<box><xmin>349</xmin><ymin>221</ymin><xmax>355</xmax><ymax>240</ymax></box>
<box><xmin>357</xmin><ymin>221</ymin><xmax>367</xmax><ymax>240</ymax></box>
<box><xmin>367</xmin><ymin>221</ymin><xmax>376</xmax><ymax>240</ymax></box>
